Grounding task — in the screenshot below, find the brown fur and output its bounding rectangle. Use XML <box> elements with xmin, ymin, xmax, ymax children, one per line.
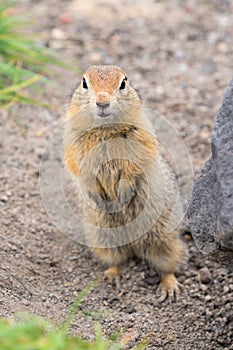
<box><xmin>64</xmin><ymin>65</ymin><xmax>187</xmax><ymax>301</ymax></box>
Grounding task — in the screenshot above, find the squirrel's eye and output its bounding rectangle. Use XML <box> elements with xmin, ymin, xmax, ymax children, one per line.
<box><xmin>82</xmin><ymin>77</ymin><xmax>88</xmax><ymax>89</ymax></box>
<box><xmin>119</xmin><ymin>77</ymin><xmax>127</xmax><ymax>90</ymax></box>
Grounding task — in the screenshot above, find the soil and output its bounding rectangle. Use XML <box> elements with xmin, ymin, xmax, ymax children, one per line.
<box><xmin>1</xmin><ymin>0</ymin><xmax>233</xmax><ymax>349</ymax></box>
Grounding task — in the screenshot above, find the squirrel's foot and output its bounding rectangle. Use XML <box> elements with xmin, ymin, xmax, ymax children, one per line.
<box><xmin>156</xmin><ymin>273</ymin><xmax>181</xmax><ymax>303</ymax></box>
<box><xmin>104</xmin><ymin>266</ymin><xmax>121</xmax><ymax>290</ymax></box>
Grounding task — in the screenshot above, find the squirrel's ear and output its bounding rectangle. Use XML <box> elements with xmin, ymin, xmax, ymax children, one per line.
<box><xmin>131</xmin><ymin>85</ymin><xmax>142</xmax><ymax>100</ymax></box>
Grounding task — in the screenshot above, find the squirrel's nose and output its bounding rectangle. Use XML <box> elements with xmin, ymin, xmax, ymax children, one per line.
<box><xmin>96</xmin><ymin>101</ymin><xmax>110</xmax><ymax>108</ymax></box>
<box><xmin>96</xmin><ymin>92</ymin><xmax>110</xmax><ymax>107</ymax></box>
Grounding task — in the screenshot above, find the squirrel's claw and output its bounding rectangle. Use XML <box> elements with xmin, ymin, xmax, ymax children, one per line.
<box><xmin>156</xmin><ymin>273</ymin><xmax>181</xmax><ymax>303</ymax></box>
<box><xmin>104</xmin><ymin>266</ymin><xmax>121</xmax><ymax>290</ymax></box>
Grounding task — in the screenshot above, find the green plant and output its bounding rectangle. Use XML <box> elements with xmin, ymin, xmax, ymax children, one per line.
<box><xmin>0</xmin><ymin>316</ymin><xmax>109</xmax><ymax>350</ymax></box>
<box><xmin>0</xmin><ymin>0</ymin><xmax>74</xmax><ymax>107</ymax></box>
<box><xmin>0</xmin><ymin>282</ymin><xmax>148</xmax><ymax>350</ymax></box>
<box><xmin>0</xmin><ymin>283</ymin><xmax>110</xmax><ymax>350</ymax></box>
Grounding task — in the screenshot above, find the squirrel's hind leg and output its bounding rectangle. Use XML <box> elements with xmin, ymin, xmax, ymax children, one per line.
<box><xmin>135</xmin><ymin>234</ymin><xmax>185</xmax><ymax>302</ymax></box>
<box><xmin>92</xmin><ymin>247</ymin><xmax>130</xmax><ymax>290</ymax></box>
<box><xmin>104</xmin><ymin>266</ymin><xmax>121</xmax><ymax>290</ymax></box>
<box><xmin>152</xmin><ymin>241</ymin><xmax>185</xmax><ymax>302</ymax></box>
<box><xmin>156</xmin><ymin>272</ymin><xmax>182</xmax><ymax>302</ymax></box>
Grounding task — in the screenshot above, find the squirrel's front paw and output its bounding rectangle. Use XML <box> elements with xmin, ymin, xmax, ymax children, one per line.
<box><xmin>156</xmin><ymin>273</ymin><xmax>182</xmax><ymax>303</ymax></box>
<box><xmin>117</xmin><ymin>179</ymin><xmax>135</xmax><ymax>207</ymax></box>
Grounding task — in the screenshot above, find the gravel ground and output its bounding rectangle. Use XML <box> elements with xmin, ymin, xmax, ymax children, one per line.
<box><xmin>1</xmin><ymin>0</ymin><xmax>233</xmax><ymax>349</ymax></box>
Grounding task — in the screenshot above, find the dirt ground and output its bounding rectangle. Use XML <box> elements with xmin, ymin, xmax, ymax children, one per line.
<box><xmin>1</xmin><ymin>0</ymin><xmax>233</xmax><ymax>349</ymax></box>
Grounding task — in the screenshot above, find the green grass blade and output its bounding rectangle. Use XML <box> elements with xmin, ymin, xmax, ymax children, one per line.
<box><xmin>0</xmin><ymin>0</ymin><xmax>79</xmax><ymax>107</ymax></box>
<box><xmin>62</xmin><ymin>280</ymin><xmax>97</xmax><ymax>331</ymax></box>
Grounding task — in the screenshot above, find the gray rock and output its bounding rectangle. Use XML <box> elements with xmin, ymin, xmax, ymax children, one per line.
<box><xmin>188</xmin><ymin>78</ymin><xmax>233</xmax><ymax>268</ymax></box>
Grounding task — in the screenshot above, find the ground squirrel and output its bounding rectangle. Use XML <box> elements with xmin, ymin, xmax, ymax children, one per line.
<box><xmin>63</xmin><ymin>65</ymin><xmax>186</xmax><ymax>302</ymax></box>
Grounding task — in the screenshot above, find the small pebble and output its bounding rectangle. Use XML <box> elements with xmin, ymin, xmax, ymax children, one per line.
<box><xmin>199</xmin><ymin>267</ymin><xmax>212</xmax><ymax>284</ymax></box>
<box><xmin>0</xmin><ymin>195</ymin><xmax>8</xmax><ymax>202</ymax></box>
<box><xmin>50</xmin><ymin>28</ymin><xmax>67</xmax><ymax>40</ymax></box>
<box><xmin>89</xmin><ymin>52</ymin><xmax>103</xmax><ymax>64</ymax></box>
<box><xmin>58</xmin><ymin>13</ymin><xmax>72</xmax><ymax>24</ymax></box>
<box><xmin>205</xmin><ymin>295</ymin><xmax>212</xmax><ymax>302</ymax></box>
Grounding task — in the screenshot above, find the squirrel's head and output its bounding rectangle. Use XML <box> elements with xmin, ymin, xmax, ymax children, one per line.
<box><xmin>70</xmin><ymin>65</ymin><xmax>141</xmax><ymax>124</ymax></box>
